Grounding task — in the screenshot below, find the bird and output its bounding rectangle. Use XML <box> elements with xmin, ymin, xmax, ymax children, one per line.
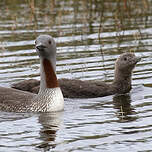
<box><xmin>0</xmin><ymin>35</ymin><xmax>64</xmax><ymax>112</ymax></box>
<box><xmin>12</xmin><ymin>52</ymin><xmax>141</xmax><ymax>98</ymax></box>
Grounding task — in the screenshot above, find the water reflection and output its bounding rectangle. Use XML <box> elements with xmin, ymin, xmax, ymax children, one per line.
<box><xmin>37</xmin><ymin>112</ymin><xmax>63</xmax><ymax>151</ymax></box>
<box><xmin>0</xmin><ymin>111</ymin><xmax>63</xmax><ymax>152</ymax></box>
<box><xmin>113</xmin><ymin>94</ymin><xmax>138</xmax><ymax>122</ymax></box>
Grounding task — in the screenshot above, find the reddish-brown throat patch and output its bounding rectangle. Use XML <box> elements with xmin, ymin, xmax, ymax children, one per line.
<box><xmin>43</xmin><ymin>58</ymin><xmax>59</xmax><ymax>88</ymax></box>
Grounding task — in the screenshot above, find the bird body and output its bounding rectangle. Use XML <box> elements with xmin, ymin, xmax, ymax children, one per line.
<box><xmin>12</xmin><ymin>53</ymin><xmax>141</xmax><ymax>98</ymax></box>
<box><xmin>0</xmin><ymin>35</ymin><xmax>64</xmax><ymax>112</ymax></box>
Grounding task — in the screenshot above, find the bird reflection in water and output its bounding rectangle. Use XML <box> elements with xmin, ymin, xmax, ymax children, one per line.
<box><xmin>36</xmin><ymin>111</ymin><xmax>63</xmax><ymax>151</ymax></box>
<box><xmin>113</xmin><ymin>94</ymin><xmax>138</xmax><ymax>122</ymax></box>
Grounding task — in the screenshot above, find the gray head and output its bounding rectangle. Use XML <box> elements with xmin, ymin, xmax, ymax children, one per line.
<box><xmin>115</xmin><ymin>52</ymin><xmax>141</xmax><ymax>74</ymax></box>
<box><xmin>35</xmin><ymin>35</ymin><xmax>56</xmax><ymax>59</ymax></box>
<box><xmin>35</xmin><ymin>35</ymin><xmax>56</xmax><ymax>70</ymax></box>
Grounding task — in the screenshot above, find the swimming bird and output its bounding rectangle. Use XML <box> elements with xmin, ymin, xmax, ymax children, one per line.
<box><xmin>0</xmin><ymin>35</ymin><xmax>64</xmax><ymax>112</ymax></box>
<box><xmin>12</xmin><ymin>52</ymin><xmax>141</xmax><ymax>98</ymax></box>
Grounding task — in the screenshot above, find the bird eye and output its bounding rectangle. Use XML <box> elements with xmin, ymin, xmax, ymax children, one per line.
<box><xmin>48</xmin><ymin>40</ymin><xmax>51</xmax><ymax>45</ymax></box>
<box><xmin>124</xmin><ymin>57</ymin><xmax>127</xmax><ymax>61</ymax></box>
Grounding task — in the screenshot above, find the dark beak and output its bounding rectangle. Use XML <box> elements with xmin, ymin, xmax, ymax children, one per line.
<box><xmin>135</xmin><ymin>57</ymin><xmax>141</xmax><ymax>63</ymax></box>
<box><xmin>36</xmin><ymin>45</ymin><xmax>46</xmax><ymax>51</ymax></box>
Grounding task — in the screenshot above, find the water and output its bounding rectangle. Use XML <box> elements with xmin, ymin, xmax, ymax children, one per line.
<box><xmin>0</xmin><ymin>0</ymin><xmax>152</xmax><ymax>151</ymax></box>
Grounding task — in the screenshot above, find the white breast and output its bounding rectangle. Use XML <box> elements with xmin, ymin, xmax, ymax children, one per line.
<box><xmin>30</xmin><ymin>87</ymin><xmax>64</xmax><ymax>112</ymax></box>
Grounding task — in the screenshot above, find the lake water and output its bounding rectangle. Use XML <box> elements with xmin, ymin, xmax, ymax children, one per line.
<box><xmin>0</xmin><ymin>0</ymin><xmax>152</xmax><ymax>151</ymax></box>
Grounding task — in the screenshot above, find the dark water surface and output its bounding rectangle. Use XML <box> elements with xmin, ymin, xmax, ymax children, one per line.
<box><xmin>0</xmin><ymin>0</ymin><xmax>152</xmax><ymax>151</ymax></box>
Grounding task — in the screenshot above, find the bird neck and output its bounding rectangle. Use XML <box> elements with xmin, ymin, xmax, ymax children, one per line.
<box><xmin>39</xmin><ymin>57</ymin><xmax>59</xmax><ymax>92</ymax></box>
<box><xmin>112</xmin><ymin>68</ymin><xmax>132</xmax><ymax>93</ymax></box>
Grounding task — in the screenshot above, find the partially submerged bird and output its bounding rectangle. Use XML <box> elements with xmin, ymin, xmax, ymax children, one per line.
<box><xmin>12</xmin><ymin>52</ymin><xmax>141</xmax><ymax>98</ymax></box>
<box><xmin>0</xmin><ymin>35</ymin><xmax>64</xmax><ymax>112</ymax></box>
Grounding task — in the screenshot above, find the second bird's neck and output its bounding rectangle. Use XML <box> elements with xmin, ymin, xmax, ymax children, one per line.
<box><xmin>112</xmin><ymin>69</ymin><xmax>132</xmax><ymax>94</ymax></box>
